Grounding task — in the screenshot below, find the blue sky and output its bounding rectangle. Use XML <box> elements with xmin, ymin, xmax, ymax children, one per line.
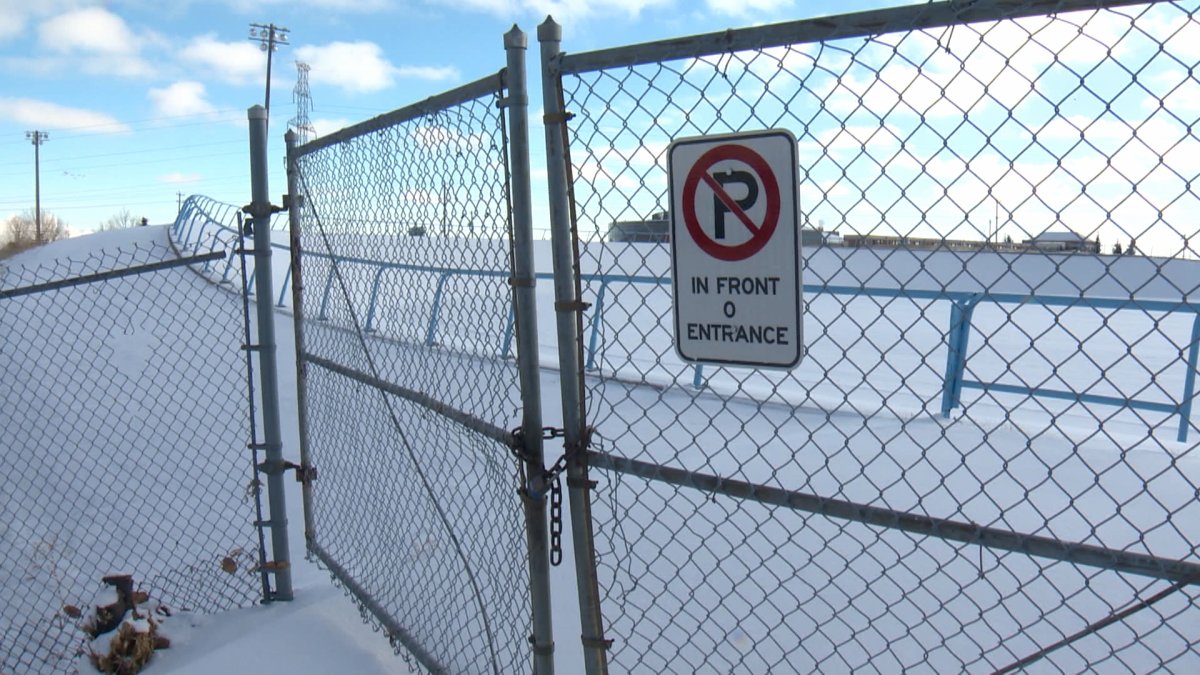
<box><xmin>1</xmin><ymin>0</ymin><xmax>1197</xmax><ymax>258</ymax></box>
<box><xmin>0</xmin><ymin>0</ymin><xmax>900</xmax><ymax>235</ymax></box>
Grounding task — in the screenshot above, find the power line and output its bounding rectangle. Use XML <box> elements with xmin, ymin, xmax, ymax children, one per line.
<box><xmin>0</xmin><ymin>109</ymin><xmax>247</xmax><ymax>148</ymax></box>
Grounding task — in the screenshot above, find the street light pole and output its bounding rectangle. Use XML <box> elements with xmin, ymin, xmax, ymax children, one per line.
<box><xmin>26</xmin><ymin>130</ymin><xmax>48</xmax><ymax>244</ymax></box>
<box><xmin>248</xmin><ymin>23</ymin><xmax>290</xmax><ymax>126</ymax></box>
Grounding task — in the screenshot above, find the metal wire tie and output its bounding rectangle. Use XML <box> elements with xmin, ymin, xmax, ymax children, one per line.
<box><xmin>256</xmin><ymin>459</ymin><xmax>316</xmax><ymax>483</ymax></box>
<box><xmin>566</xmin><ymin>476</ymin><xmax>597</xmax><ymax>490</ymax></box>
<box><xmin>580</xmin><ymin>636</ymin><xmax>614</xmax><ymax>650</ymax></box>
<box><xmin>543</xmin><ymin>111</ymin><xmax>575</xmax><ymax>124</ymax></box>
<box><xmin>554</xmin><ymin>299</ymin><xmax>591</xmax><ymax>312</ymax></box>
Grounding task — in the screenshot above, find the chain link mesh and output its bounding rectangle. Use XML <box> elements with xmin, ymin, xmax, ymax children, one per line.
<box><xmin>0</xmin><ymin>235</ymin><xmax>259</xmax><ymax>673</ymax></box>
<box><xmin>552</xmin><ymin>1</ymin><xmax>1200</xmax><ymax>671</ymax></box>
<box><xmin>292</xmin><ymin>76</ymin><xmax>531</xmax><ymax>673</ymax></box>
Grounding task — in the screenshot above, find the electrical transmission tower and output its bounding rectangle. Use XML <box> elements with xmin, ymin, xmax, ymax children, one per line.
<box><xmin>290</xmin><ymin>61</ymin><xmax>315</xmax><ymax>145</ymax></box>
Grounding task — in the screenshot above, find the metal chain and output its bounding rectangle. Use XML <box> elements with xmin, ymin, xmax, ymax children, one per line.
<box><xmin>509</xmin><ymin>426</ymin><xmax>569</xmax><ymax>566</ymax></box>
<box><xmin>550</xmin><ymin>471</ymin><xmax>564</xmax><ymax>567</ymax></box>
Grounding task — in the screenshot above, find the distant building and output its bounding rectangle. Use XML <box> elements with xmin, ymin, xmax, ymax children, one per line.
<box><xmin>1024</xmin><ymin>229</ymin><xmax>1100</xmax><ymax>254</ymax></box>
<box><xmin>842</xmin><ymin>233</ymin><xmax>1023</xmax><ymax>252</ymax></box>
<box><xmin>801</xmin><ymin>228</ymin><xmax>843</xmax><ymax>247</ymax></box>
<box><xmin>607</xmin><ymin>211</ymin><xmax>670</xmax><ymax>242</ymax></box>
<box><xmin>608</xmin><ymin>211</ymin><xmax>843</xmax><ymax>246</ymax></box>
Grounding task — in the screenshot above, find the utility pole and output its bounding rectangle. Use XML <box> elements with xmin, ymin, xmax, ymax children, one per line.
<box><xmin>177</xmin><ymin>191</ymin><xmax>183</xmax><ymax>216</ymax></box>
<box><xmin>26</xmin><ymin>131</ymin><xmax>48</xmax><ymax>243</ymax></box>
<box><xmin>248</xmin><ymin>23</ymin><xmax>290</xmax><ymax>127</ymax></box>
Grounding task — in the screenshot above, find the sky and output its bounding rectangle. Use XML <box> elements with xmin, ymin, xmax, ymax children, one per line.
<box><xmin>0</xmin><ymin>0</ymin><xmax>901</xmax><ymax>237</ymax></box>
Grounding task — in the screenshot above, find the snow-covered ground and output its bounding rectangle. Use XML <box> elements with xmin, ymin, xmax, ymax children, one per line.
<box><xmin>1</xmin><ymin>226</ymin><xmax>409</xmax><ymax>674</ymax></box>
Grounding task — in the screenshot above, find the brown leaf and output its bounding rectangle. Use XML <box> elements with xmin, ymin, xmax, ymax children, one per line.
<box><xmin>221</xmin><ymin>556</ymin><xmax>238</xmax><ymax>574</ymax></box>
<box><xmin>132</xmin><ymin>591</ymin><xmax>149</xmax><ymax>605</ymax></box>
<box><xmin>154</xmin><ymin>635</ymin><xmax>171</xmax><ymax>650</ymax></box>
<box><xmin>62</xmin><ymin>605</ymin><xmax>82</xmax><ymax>618</ymax></box>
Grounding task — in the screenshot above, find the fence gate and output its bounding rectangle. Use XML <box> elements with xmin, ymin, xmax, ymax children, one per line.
<box><xmin>539</xmin><ymin>1</ymin><xmax>1200</xmax><ymax>672</ymax></box>
<box><xmin>287</xmin><ymin>29</ymin><xmax>553</xmax><ymax>673</ymax></box>
<box><xmin>0</xmin><ymin>237</ymin><xmax>262</xmax><ymax>673</ymax></box>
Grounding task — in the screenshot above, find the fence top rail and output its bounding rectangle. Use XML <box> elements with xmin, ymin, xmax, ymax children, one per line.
<box><xmin>293</xmin><ymin>70</ymin><xmax>505</xmax><ymax>158</ymax></box>
<box><xmin>553</xmin><ymin>0</ymin><xmax>1168</xmax><ymax>75</ymax></box>
<box><xmin>0</xmin><ymin>250</ymin><xmax>226</xmax><ymax>300</ymax></box>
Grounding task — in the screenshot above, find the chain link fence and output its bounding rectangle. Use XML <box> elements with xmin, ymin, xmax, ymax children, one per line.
<box><xmin>0</xmin><ymin>234</ymin><xmax>261</xmax><ymax>673</ymax></box>
<box><xmin>289</xmin><ymin>34</ymin><xmax>551</xmax><ymax>672</ymax></box>
<box><xmin>540</xmin><ymin>0</ymin><xmax>1200</xmax><ymax>671</ymax></box>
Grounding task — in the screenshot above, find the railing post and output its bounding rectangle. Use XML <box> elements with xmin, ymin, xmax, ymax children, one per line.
<box><xmin>363</xmin><ymin>267</ymin><xmax>387</xmax><ymax>332</ymax></box>
<box><xmin>584</xmin><ymin>280</ymin><xmax>607</xmax><ymax>371</ymax></box>
<box><xmin>940</xmin><ymin>295</ymin><xmax>977</xmax><ymax>418</ymax></box>
<box><xmin>276</xmin><ymin>265</ymin><xmax>292</xmax><ymax>308</ymax></box>
<box><xmin>247</xmin><ymin>104</ymin><xmax>293</xmax><ymax>601</ymax></box>
<box><xmin>317</xmin><ymin>271</ymin><xmax>334</xmax><ymax>320</ymax></box>
<box><xmin>539</xmin><ymin>16</ymin><xmax>611</xmax><ymax>675</ymax></box>
<box><xmin>1178</xmin><ymin>312</ymin><xmax>1200</xmax><ymax>442</ymax></box>
<box><xmin>425</xmin><ymin>271</ymin><xmax>452</xmax><ymax>346</ymax></box>
<box><xmin>506</xmin><ymin>25</ymin><xmax>556</xmax><ymax>674</ymax></box>
<box><xmin>501</xmin><ymin>303</ymin><xmax>517</xmax><ymax>359</ymax></box>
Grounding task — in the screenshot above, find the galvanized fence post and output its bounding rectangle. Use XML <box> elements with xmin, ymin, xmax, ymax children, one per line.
<box><xmin>538</xmin><ymin>17</ymin><xmax>610</xmax><ymax>675</ymax></box>
<box><xmin>285</xmin><ymin>129</ymin><xmax>318</xmax><ymax>549</ymax></box>
<box><xmin>247</xmin><ymin>104</ymin><xmax>293</xmax><ymax>601</ymax></box>
<box><xmin>505</xmin><ymin>25</ymin><xmax>557</xmax><ymax>675</ymax></box>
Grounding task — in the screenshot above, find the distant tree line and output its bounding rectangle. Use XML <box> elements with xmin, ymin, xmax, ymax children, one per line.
<box><xmin>0</xmin><ymin>210</ymin><xmax>68</xmax><ymax>258</ymax></box>
<box><xmin>98</xmin><ymin>209</ymin><xmax>141</xmax><ymax>232</ymax></box>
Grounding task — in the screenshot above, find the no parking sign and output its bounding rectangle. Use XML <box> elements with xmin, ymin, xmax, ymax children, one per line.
<box><xmin>669</xmin><ymin>129</ymin><xmax>803</xmax><ymax>368</ymax></box>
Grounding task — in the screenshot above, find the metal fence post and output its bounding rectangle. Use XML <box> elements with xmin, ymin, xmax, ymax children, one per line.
<box><xmin>286</xmin><ymin>130</ymin><xmax>318</xmax><ymax>552</ymax></box>
<box><xmin>247</xmin><ymin>104</ymin><xmax>293</xmax><ymax>601</ymax></box>
<box><xmin>506</xmin><ymin>25</ymin><xmax>556</xmax><ymax>674</ymax></box>
<box><xmin>538</xmin><ymin>17</ymin><xmax>611</xmax><ymax>675</ymax></box>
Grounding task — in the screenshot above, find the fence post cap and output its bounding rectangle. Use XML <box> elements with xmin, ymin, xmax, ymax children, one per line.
<box><xmin>504</xmin><ymin>24</ymin><xmax>527</xmax><ymax>49</ymax></box>
<box><xmin>538</xmin><ymin>16</ymin><xmax>561</xmax><ymax>41</ymax></box>
<box><xmin>247</xmin><ymin>105</ymin><xmax>267</xmax><ymax>120</ymax></box>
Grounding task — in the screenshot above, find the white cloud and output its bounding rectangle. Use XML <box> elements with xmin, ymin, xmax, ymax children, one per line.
<box><xmin>39</xmin><ymin>8</ymin><xmax>137</xmax><ymax>55</ymax></box>
<box><xmin>430</xmin><ymin>0</ymin><xmax>671</xmax><ymax>22</ymax></box>
<box><xmin>225</xmin><ymin>0</ymin><xmax>393</xmax><ymax>10</ymax></box>
<box><xmin>310</xmin><ymin>118</ymin><xmax>352</xmax><ymax>138</ymax></box>
<box><xmin>704</xmin><ymin>0</ymin><xmax>792</xmax><ymax>18</ymax></box>
<box><xmin>159</xmin><ymin>172</ymin><xmax>203</xmax><ymax>184</ymax></box>
<box><xmin>34</xmin><ymin>7</ymin><xmax>155</xmax><ymax>77</ymax></box>
<box><xmin>148</xmin><ymin>81</ymin><xmax>217</xmax><ymax>118</ymax></box>
<box><xmin>296</xmin><ymin>42</ymin><xmax>458</xmax><ymax>94</ymax></box>
<box><xmin>0</xmin><ymin>97</ymin><xmax>129</xmax><ymax>133</ymax></box>
<box><xmin>0</xmin><ymin>0</ymin><xmax>72</xmax><ymax>44</ymax></box>
<box><xmin>180</xmin><ymin>34</ymin><xmax>265</xmax><ymax>85</ymax></box>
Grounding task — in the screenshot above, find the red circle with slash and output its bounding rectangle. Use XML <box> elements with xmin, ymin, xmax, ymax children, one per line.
<box><xmin>682</xmin><ymin>144</ymin><xmax>780</xmax><ymax>262</ymax></box>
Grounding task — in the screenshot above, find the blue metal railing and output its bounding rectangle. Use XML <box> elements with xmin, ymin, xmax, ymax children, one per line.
<box><xmin>171</xmin><ymin>199</ymin><xmax>1200</xmax><ymax>442</ymax></box>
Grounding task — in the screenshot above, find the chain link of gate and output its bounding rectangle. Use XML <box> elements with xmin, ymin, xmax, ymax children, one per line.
<box><xmin>0</xmin><ymin>236</ymin><xmax>260</xmax><ymax>673</ymax></box>
<box><xmin>287</xmin><ymin>29</ymin><xmax>553</xmax><ymax>673</ymax></box>
<box><xmin>540</xmin><ymin>1</ymin><xmax>1200</xmax><ymax>672</ymax></box>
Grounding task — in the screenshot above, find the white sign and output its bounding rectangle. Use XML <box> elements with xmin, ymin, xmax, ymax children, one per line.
<box><xmin>669</xmin><ymin>129</ymin><xmax>803</xmax><ymax>368</ymax></box>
